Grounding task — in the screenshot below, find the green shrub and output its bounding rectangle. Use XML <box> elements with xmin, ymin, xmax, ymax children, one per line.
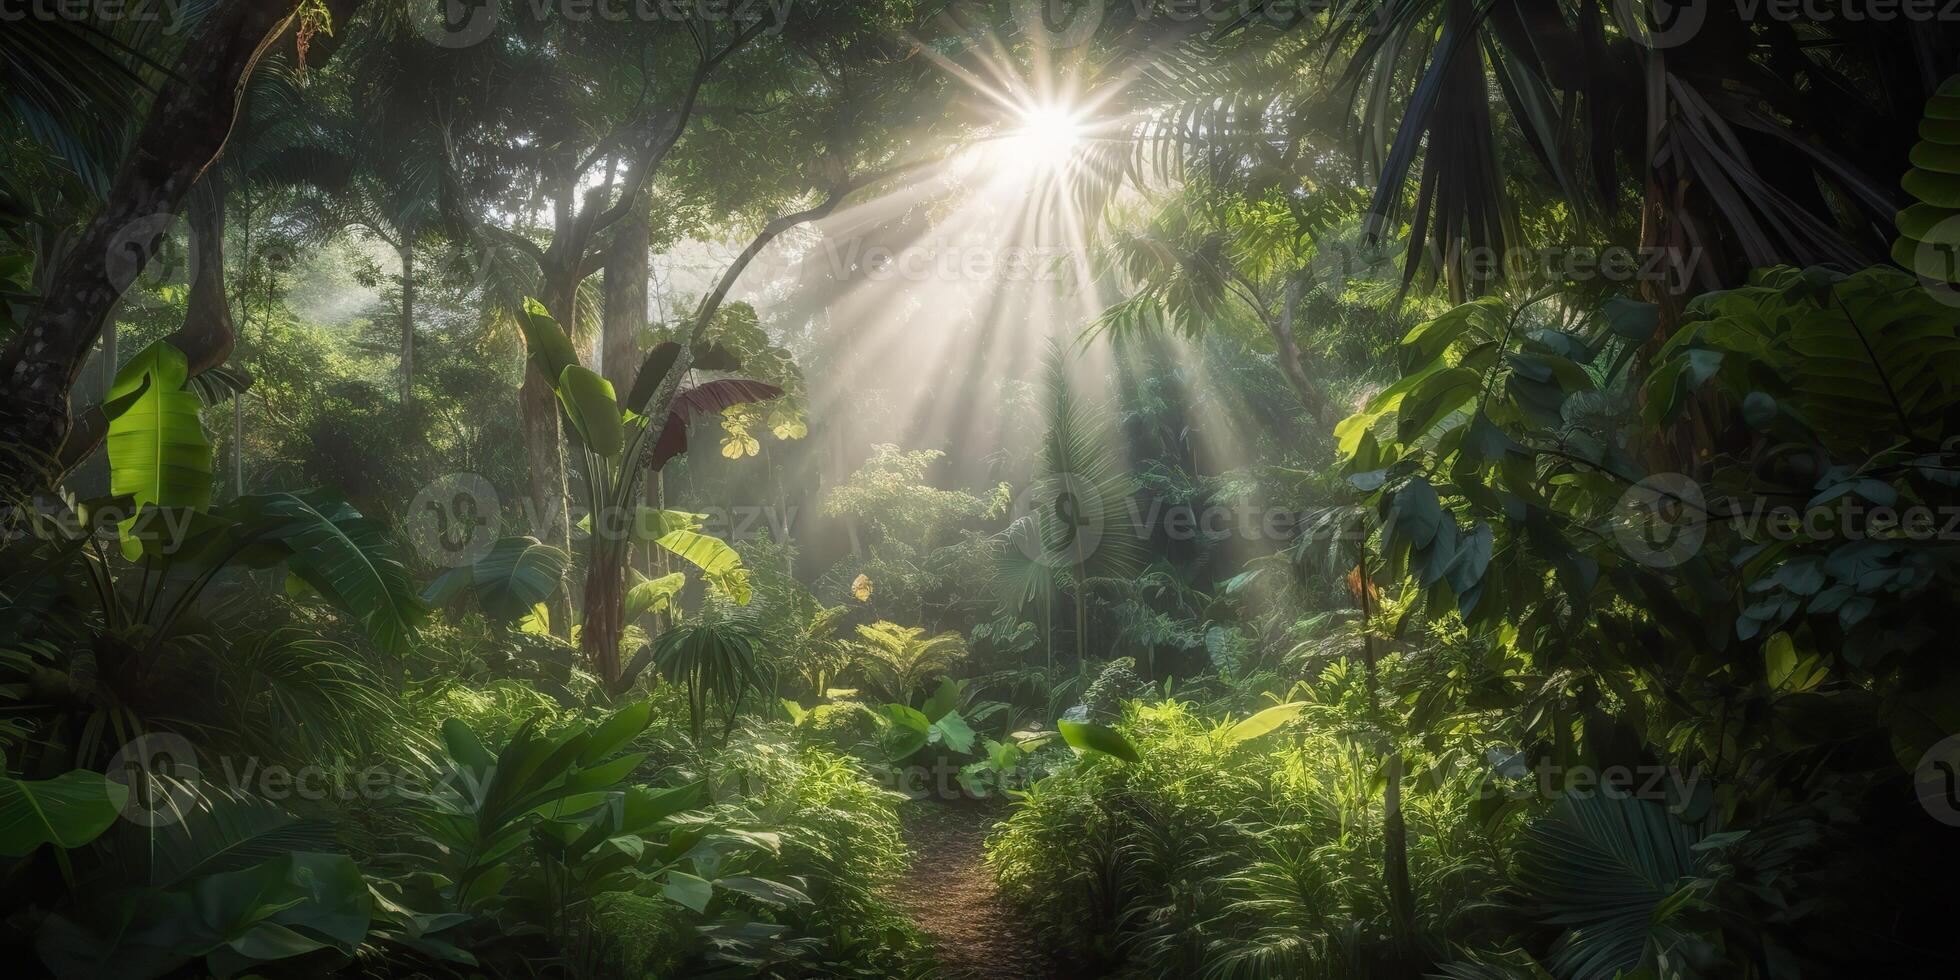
<box><xmin>592</xmin><ymin>892</ymin><xmax>700</xmax><ymax>979</ymax></box>
<box><xmin>801</xmin><ymin>700</ymin><xmax>882</xmax><ymax>753</ymax></box>
<box><xmin>986</xmin><ymin>699</ymin><xmax>1511</xmax><ymax>976</ymax></box>
<box><xmin>708</xmin><ymin>725</ymin><xmax>933</xmax><ymax>975</ymax></box>
<box><xmin>1082</xmin><ymin>656</ymin><xmax>1144</xmax><ymax>721</ymax></box>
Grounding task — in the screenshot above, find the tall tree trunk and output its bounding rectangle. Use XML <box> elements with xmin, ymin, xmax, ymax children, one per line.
<box><xmin>520</xmin><ymin>268</ymin><xmax>575</xmax><ymax>638</ymax></box>
<box><xmin>521</xmin><ymin>362</ymin><xmax>572</xmax><ymax>637</ymax></box>
<box><xmin>602</xmin><ymin>208</ymin><xmax>648</xmax><ymax>396</ymax></box>
<box><xmin>399</xmin><ymin>243</ymin><xmax>415</xmax><ymax>407</ymax></box>
<box><xmin>0</xmin><ymin>0</ymin><xmax>362</xmax><ymax>493</ymax></box>
<box><xmin>1354</xmin><ymin>522</ymin><xmax>1417</xmax><ymax>939</ymax></box>
<box><xmin>581</xmin><ymin>204</ymin><xmax>650</xmax><ymax>689</ymax></box>
<box><xmin>582</xmin><ymin>538</ymin><xmax>628</xmax><ymax>689</ymax></box>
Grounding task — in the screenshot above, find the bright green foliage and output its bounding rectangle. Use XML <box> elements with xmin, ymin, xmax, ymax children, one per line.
<box><xmin>845</xmin><ymin>621</ymin><xmax>968</xmax><ymax>706</ymax></box>
<box><xmin>105</xmin><ymin>340</ymin><xmax>213</xmax><ymax>559</ymax></box>
<box><xmin>989</xmin><ymin>699</ymin><xmax>1509</xmax><ymax>975</ymax></box>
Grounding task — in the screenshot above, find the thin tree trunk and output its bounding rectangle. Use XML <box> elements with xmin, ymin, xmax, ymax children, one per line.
<box><xmin>521</xmin><ymin>363</ymin><xmax>572</xmax><ymax>637</ymax></box>
<box><xmin>582</xmin><ymin>539</ymin><xmax>627</xmax><ymax>689</ymax></box>
<box><xmin>400</xmin><ymin>243</ymin><xmax>415</xmax><ymax>406</ymax></box>
<box><xmin>1354</xmin><ymin>521</ymin><xmax>1416</xmax><ymax>938</ymax></box>
<box><xmin>1270</xmin><ymin>274</ymin><xmax>1337</xmax><ymax>425</ymax></box>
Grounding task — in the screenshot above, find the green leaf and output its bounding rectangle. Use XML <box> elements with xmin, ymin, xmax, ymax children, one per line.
<box><xmin>106</xmin><ymin>340</ymin><xmax>212</xmax><ymax>559</ymax></box>
<box><xmin>468</xmin><ymin>536</ymin><xmax>567</xmax><ymax>622</ymax></box>
<box><xmin>662</xmin><ymin>871</ymin><xmax>714</xmax><ymax>912</ymax></box>
<box><xmin>1765</xmin><ymin>632</ymin><xmax>1827</xmax><ymax>694</ymax></box>
<box><xmin>714</xmin><ymin>876</ymin><xmax>811</xmax><ymax>908</ymax></box>
<box><xmin>655</xmin><ymin>529</ymin><xmax>749</xmax><ymax>604</ymax></box>
<box><xmin>0</xmin><ymin>770</ymin><xmax>127</xmax><ymax>856</ymax></box>
<box><xmin>579</xmin><ymin>701</ymin><xmax>653</xmax><ymax>765</ymax></box>
<box><xmin>442</xmin><ymin>718</ymin><xmax>495</xmax><ymax>773</ymax></box>
<box><xmin>1396</xmin><ymin>366</ymin><xmax>1481</xmax><ymax>445</ymax></box>
<box><xmin>1517</xmin><ymin>792</ymin><xmax>1703</xmax><ymax>979</ymax></box>
<box><xmin>1058</xmin><ymin>719</ymin><xmax>1140</xmax><ymax>763</ymax></box>
<box><xmin>517</xmin><ymin>298</ymin><xmax>579</xmax><ymax>382</ymax></box>
<box><xmin>921</xmin><ymin>676</ymin><xmax>960</xmax><ymax>722</ymax></box>
<box><xmin>556</xmin><ymin>364</ymin><xmax>624</xmax><ymax>457</ymax></box>
<box><xmin>1603</xmin><ymin>298</ymin><xmax>1660</xmax><ymax>342</ymax></box>
<box><xmin>233</xmin><ymin>492</ymin><xmax>426</xmax><ymax>656</ymax></box>
<box><xmin>624</xmin><ymin>572</ymin><xmax>685</xmax><ymax>621</ymax></box>
<box><xmin>1222</xmin><ymin>702</ymin><xmax>1309</xmax><ymax>744</ymax></box>
<box><xmin>931</xmin><ymin>710</ymin><xmax>977</xmax><ymax>754</ymax></box>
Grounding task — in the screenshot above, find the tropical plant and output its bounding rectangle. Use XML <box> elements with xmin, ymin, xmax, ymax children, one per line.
<box><xmin>647</xmin><ymin>618</ymin><xmax>768</xmax><ymax>742</ymax></box>
<box><xmin>845</xmin><ymin>621</ymin><xmax>969</xmax><ymax>707</ymax></box>
<box><xmin>516</xmin><ymin>298</ymin><xmax>776</xmax><ymax>689</ymax></box>
<box><xmin>994</xmin><ymin>342</ymin><xmax>1147</xmax><ymax>673</ymax></box>
<box><xmin>423</xmin><ymin>535</ymin><xmax>569</xmax><ymax>623</ymax></box>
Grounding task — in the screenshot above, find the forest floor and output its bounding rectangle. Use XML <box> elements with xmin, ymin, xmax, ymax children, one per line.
<box><xmin>898</xmin><ymin>798</ymin><xmax>1061</xmax><ymax>980</ymax></box>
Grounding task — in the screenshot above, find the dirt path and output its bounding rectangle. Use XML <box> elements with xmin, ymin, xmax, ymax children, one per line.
<box><xmin>898</xmin><ymin>800</ymin><xmax>1061</xmax><ymax>980</ymax></box>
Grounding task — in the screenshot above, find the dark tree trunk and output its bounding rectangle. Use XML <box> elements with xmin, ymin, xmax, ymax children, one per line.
<box><xmin>56</xmin><ymin>172</ymin><xmax>237</xmax><ymax>476</ymax></box>
<box><xmin>0</xmin><ymin>0</ymin><xmax>363</xmax><ymax>493</ymax></box>
<box><xmin>582</xmin><ymin>540</ymin><xmax>628</xmax><ymax>690</ymax></box>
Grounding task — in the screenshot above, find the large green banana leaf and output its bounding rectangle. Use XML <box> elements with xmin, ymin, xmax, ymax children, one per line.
<box><xmin>556</xmin><ymin>364</ymin><xmax>625</xmax><ymax>457</ymax></box>
<box><xmin>469</xmin><ymin>536</ymin><xmax>567</xmax><ymax>622</ymax></box>
<box><xmin>233</xmin><ymin>491</ymin><xmax>426</xmax><ymax>656</ymax></box>
<box><xmin>655</xmin><ymin>528</ymin><xmax>750</xmax><ymax>604</ymax></box>
<box><xmin>106</xmin><ymin>340</ymin><xmax>212</xmax><ymax>559</ymax></box>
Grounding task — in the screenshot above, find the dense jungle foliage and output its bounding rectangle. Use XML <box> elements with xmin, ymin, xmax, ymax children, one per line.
<box><xmin>3</xmin><ymin>1</ymin><xmax>1959</xmax><ymax>977</ymax></box>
